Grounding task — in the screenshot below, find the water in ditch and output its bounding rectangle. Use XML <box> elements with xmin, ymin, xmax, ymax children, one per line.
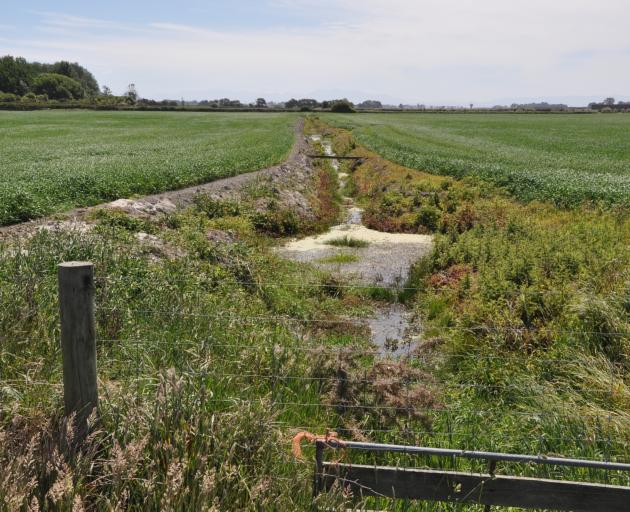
<box><xmin>279</xmin><ymin>135</ymin><xmax>432</xmax><ymax>355</ymax></box>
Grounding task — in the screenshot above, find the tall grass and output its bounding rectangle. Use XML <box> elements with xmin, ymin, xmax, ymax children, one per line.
<box><xmin>325</xmin><ymin>236</ymin><xmax>370</xmax><ymax>248</ymax></box>
<box><xmin>315</xmin><ymin>119</ymin><xmax>630</xmax><ymax>490</ymax></box>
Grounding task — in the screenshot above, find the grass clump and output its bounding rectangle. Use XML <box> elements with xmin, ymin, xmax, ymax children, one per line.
<box><xmin>0</xmin><ymin>188</ymin><xmax>46</xmax><ymax>224</ymax></box>
<box><xmin>251</xmin><ymin>208</ymin><xmax>301</xmax><ymax>236</ymax></box>
<box><xmin>318</xmin><ymin>253</ymin><xmax>359</xmax><ymax>264</ymax></box>
<box><xmin>325</xmin><ymin>236</ymin><xmax>369</xmax><ymax>248</ymax></box>
<box><xmin>194</xmin><ymin>195</ymin><xmax>241</xmax><ymax>218</ymax></box>
<box><xmin>91</xmin><ymin>208</ymin><xmax>156</xmax><ymax>233</ymax></box>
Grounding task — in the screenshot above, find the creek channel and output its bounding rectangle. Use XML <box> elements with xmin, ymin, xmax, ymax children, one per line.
<box><xmin>278</xmin><ymin>135</ymin><xmax>433</xmax><ymax>355</ymax></box>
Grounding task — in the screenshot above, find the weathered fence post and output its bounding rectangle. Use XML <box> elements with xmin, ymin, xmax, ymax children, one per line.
<box><xmin>58</xmin><ymin>261</ymin><xmax>98</xmax><ymax>440</ymax></box>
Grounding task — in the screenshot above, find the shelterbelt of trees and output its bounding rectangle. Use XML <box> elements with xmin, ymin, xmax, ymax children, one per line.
<box><xmin>0</xmin><ymin>55</ymin><xmax>100</xmax><ymax>102</ymax></box>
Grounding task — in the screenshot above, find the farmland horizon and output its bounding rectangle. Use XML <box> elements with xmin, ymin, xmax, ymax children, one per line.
<box><xmin>2</xmin><ymin>1</ymin><xmax>629</xmax><ymax>106</ymax></box>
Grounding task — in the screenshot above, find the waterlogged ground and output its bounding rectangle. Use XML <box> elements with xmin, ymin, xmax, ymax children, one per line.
<box><xmin>280</xmin><ymin>136</ymin><xmax>432</xmax><ymax>286</ymax></box>
<box><xmin>279</xmin><ymin>136</ymin><xmax>431</xmax><ymax>352</ymax></box>
<box><xmin>281</xmin><ymin>222</ymin><xmax>431</xmax><ymax>286</ymax></box>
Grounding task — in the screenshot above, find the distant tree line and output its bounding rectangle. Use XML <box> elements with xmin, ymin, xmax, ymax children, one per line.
<box><xmin>4</xmin><ymin>54</ymin><xmax>624</xmax><ymax>113</ymax></box>
<box><xmin>508</xmin><ymin>102</ymin><xmax>569</xmax><ymax>111</ymax></box>
<box><xmin>281</xmin><ymin>98</ymin><xmax>355</xmax><ymax>111</ymax></box>
<box><xmin>159</xmin><ymin>97</ymin><xmax>357</xmax><ymax>112</ymax></box>
<box><xmin>588</xmin><ymin>97</ymin><xmax>630</xmax><ymax>112</ymax></box>
<box><xmin>356</xmin><ymin>100</ymin><xmax>383</xmax><ymax>109</ymax></box>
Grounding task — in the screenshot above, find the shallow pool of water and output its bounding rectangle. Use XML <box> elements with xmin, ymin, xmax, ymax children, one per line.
<box><xmin>281</xmin><ymin>135</ymin><xmax>432</xmax><ymax>354</ymax></box>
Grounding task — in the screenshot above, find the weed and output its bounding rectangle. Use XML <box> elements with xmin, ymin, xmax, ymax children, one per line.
<box><xmin>91</xmin><ymin>208</ymin><xmax>156</xmax><ymax>233</ymax></box>
<box><xmin>194</xmin><ymin>195</ymin><xmax>241</xmax><ymax>218</ymax></box>
<box><xmin>325</xmin><ymin>236</ymin><xmax>369</xmax><ymax>248</ymax></box>
<box><xmin>318</xmin><ymin>253</ymin><xmax>359</xmax><ymax>264</ymax></box>
<box><xmin>250</xmin><ymin>209</ymin><xmax>300</xmax><ymax>236</ymax></box>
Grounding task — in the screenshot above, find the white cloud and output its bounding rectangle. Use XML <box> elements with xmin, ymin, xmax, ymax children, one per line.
<box><xmin>4</xmin><ymin>1</ymin><xmax>629</xmax><ymax>104</ymax></box>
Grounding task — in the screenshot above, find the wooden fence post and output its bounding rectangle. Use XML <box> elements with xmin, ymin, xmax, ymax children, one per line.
<box><xmin>58</xmin><ymin>261</ymin><xmax>98</xmax><ymax>440</ymax></box>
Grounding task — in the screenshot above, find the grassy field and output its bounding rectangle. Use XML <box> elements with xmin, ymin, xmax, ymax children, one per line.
<box><xmin>328</xmin><ymin>113</ymin><xmax>630</xmax><ymax>206</ymax></box>
<box><xmin>1</xmin><ymin>116</ymin><xmax>629</xmax><ymax>510</ymax></box>
<box><xmin>0</xmin><ymin>111</ymin><xmax>297</xmax><ymax>225</ymax></box>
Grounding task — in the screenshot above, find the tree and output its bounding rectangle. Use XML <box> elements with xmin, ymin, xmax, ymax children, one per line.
<box><xmin>46</xmin><ymin>60</ymin><xmax>99</xmax><ymax>97</ymax></box>
<box><xmin>604</xmin><ymin>97</ymin><xmax>616</xmax><ymax>106</ymax></box>
<box><xmin>0</xmin><ymin>92</ymin><xmax>19</xmax><ymax>102</ymax></box>
<box><xmin>297</xmin><ymin>98</ymin><xmax>318</xmax><ymax>108</ymax></box>
<box><xmin>102</xmin><ymin>85</ymin><xmax>112</xmax><ymax>96</ymax></box>
<box><xmin>256</xmin><ymin>98</ymin><xmax>267</xmax><ymax>108</ymax></box>
<box><xmin>125</xmin><ymin>83</ymin><xmax>138</xmax><ymax>103</ymax></box>
<box><xmin>330</xmin><ymin>99</ymin><xmax>356</xmax><ymax>113</ymax></box>
<box><xmin>61</xmin><ymin>61</ymin><xmax>99</xmax><ymax>96</ymax></box>
<box><xmin>0</xmin><ymin>55</ymin><xmax>32</xmax><ymax>95</ymax></box>
<box><xmin>0</xmin><ymin>55</ymin><xmax>102</xmax><ymax>98</ymax></box>
<box><xmin>32</xmin><ymin>73</ymin><xmax>84</xmax><ymax>100</ymax></box>
<box><xmin>357</xmin><ymin>100</ymin><xmax>382</xmax><ymax>109</ymax></box>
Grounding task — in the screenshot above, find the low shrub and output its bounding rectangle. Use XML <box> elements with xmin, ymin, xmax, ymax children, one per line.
<box><xmin>330</xmin><ymin>100</ymin><xmax>356</xmax><ymax>113</ymax></box>
<box><xmin>194</xmin><ymin>195</ymin><xmax>241</xmax><ymax>219</ymax></box>
<box><xmin>416</xmin><ymin>205</ymin><xmax>441</xmax><ymax>232</ymax></box>
<box><xmin>250</xmin><ymin>209</ymin><xmax>300</xmax><ymax>236</ymax></box>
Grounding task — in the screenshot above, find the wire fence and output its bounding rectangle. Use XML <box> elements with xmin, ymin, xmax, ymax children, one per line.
<box><xmin>2</xmin><ymin>264</ymin><xmax>630</xmax><ymax>495</ymax></box>
<box><xmin>4</xmin><ymin>266</ymin><xmax>627</xmax><ymax>301</ymax></box>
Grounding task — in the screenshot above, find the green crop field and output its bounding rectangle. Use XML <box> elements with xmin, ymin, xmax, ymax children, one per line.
<box><xmin>1</xmin><ymin>115</ymin><xmax>629</xmax><ymax>510</ymax></box>
<box><xmin>328</xmin><ymin>113</ymin><xmax>630</xmax><ymax>206</ymax></box>
<box><xmin>0</xmin><ymin>111</ymin><xmax>297</xmax><ymax>225</ymax></box>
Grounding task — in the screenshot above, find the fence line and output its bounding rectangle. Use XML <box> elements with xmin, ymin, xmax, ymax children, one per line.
<box><xmin>279</xmin><ymin>425</ymin><xmax>630</xmax><ymax>444</ymax></box>
<box><xmin>5</xmin><ymin>268</ymin><xmax>619</xmax><ymax>299</ymax></box>
<box><xmin>93</xmin><ymin>307</ymin><xmax>630</xmax><ymax>336</ymax></box>
<box><xmin>3</xmin><ymin>260</ymin><xmax>629</xmax><ymax>509</ymax></box>
<box><xmin>4</xmin><ymin>368</ymin><xmax>625</xmax><ymax>402</ymax></box>
<box><xmin>6</xmin><ymin>335</ymin><xmax>626</xmax><ymax>362</ymax></box>
<box><xmin>314</xmin><ymin>440</ymin><xmax>630</xmax><ymax>510</ymax></box>
<box><xmin>91</xmin><ymin>274</ymin><xmax>617</xmax><ymax>296</ymax></box>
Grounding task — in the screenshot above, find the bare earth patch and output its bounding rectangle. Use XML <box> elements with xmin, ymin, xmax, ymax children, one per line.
<box><xmin>279</xmin><ymin>222</ymin><xmax>432</xmax><ymax>287</ymax></box>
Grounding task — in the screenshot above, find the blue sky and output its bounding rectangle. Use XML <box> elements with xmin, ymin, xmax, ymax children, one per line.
<box><xmin>2</xmin><ymin>1</ymin><xmax>629</xmax><ymax>105</ymax></box>
<box><xmin>3</xmin><ymin>1</ymin><xmax>331</xmax><ymax>30</ymax></box>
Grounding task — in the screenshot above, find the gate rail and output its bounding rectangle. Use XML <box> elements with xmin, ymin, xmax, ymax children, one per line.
<box><xmin>314</xmin><ymin>439</ymin><xmax>630</xmax><ymax>511</ymax></box>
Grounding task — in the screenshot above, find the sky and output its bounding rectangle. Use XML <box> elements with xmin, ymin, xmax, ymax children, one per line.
<box><xmin>1</xmin><ymin>0</ymin><xmax>629</xmax><ymax>106</ymax></box>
